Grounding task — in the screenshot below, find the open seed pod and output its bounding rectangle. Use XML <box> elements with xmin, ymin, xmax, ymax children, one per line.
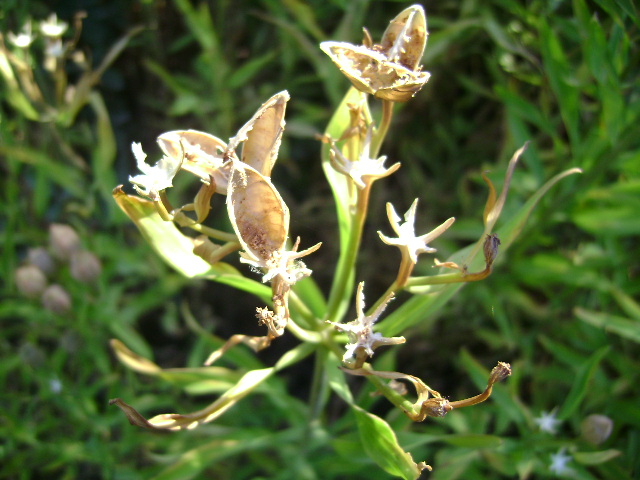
<box><xmin>379</xmin><ymin>4</ymin><xmax>427</xmax><ymax>70</ymax></box>
<box><xmin>157</xmin><ymin>130</ymin><xmax>232</xmax><ymax>194</ymax></box>
<box><xmin>227</xmin><ymin>90</ymin><xmax>290</xmax><ymax>178</ymax></box>
<box><xmin>227</xmin><ymin>160</ymin><xmax>289</xmax><ymax>271</ymax></box>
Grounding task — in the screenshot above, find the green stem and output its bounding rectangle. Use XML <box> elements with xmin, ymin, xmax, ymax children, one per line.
<box><xmin>406</xmin><ymin>265</ymin><xmax>492</xmax><ymax>287</ymax></box>
<box><xmin>325</xmin><ymin>185</ymin><xmax>371</xmax><ymax>323</ymax></box>
<box><xmin>308</xmin><ymin>348</ymin><xmax>329</xmax><ymax>421</ymax></box>
<box><xmin>185</xmin><ymin>221</ymin><xmax>238</xmax><ymax>243</ymax></box>
<box><xmin>364</xmin><ymin>370</ymin><xmax>419</xmax><ymax>417</ymax></box>
<box><xmin>370</xmin><ymin>100</ymin><xmax>394</xmax><ymax>158</ymax></box>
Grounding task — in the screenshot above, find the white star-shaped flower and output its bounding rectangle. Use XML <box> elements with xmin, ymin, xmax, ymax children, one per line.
<box><xmin>534</xmin><ymin>408</ymin><xmax>562</xmax><ymax>435</ymax></box>
<box><xmin>129</xmin><ymin>142</ymin><xmax>182</xmax><ymax>200</ymax></box>
<box><xmin>378</xmin><ymin>199</ymin><xmax>455</xmax><ymax>264</ymax></box>
<box><xmin>549</xmin><ymin>448</ymin><xmax>574</xmax><ymax>477</ymax></box>
<box><xmin>40</xmin><ymin>13</ymin><xmax>68</xmax><ymax>37</ymax></box>
<box><xmin>8</xmin><ymin>21</ymin><xmax>35</xmax><ymax>48</ymax></box>
<box><xmin>327</xmin><ymin>282</ymin><xmax>405</xmax><ymax>363</ymax></box>
<box><xmin>328</xmin><ymin>124</ymin><xmax>400</xmax><ymax>189</ymax></box>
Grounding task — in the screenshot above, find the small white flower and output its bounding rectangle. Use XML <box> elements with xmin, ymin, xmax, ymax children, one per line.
<box><xmin>129</xmin><ymin>142</ymin><xmax>182</xmax><ymax>200</ymax></box>
<box><xmin>535</xmin><ymin>408</ymin><xmax>562</xmax><ymax>435</ymax></box>
<box><xmin>549</xmin><ymin>448</ymin><xmax>574</xmax><ymax>477</ymax></box>
<box><xmin>327</xmin><ymin>281</ymin><xmax>405</xmax><ymax>363</ymax></box>
<box><xmin>40</xmin><ymin>13</ymin><xmax>68</xmax><ymax>37</ymax></box>
<box><xmin>49</xmin><ymin>377</ymin><xmax>62</xmax><ymax>394</ymax></box>
<box><xmin>378</xmin><ymin>199</ymin><xmax>455</xmax><ymax>264</ymax></box>
<box><xmin>328</xmin><ymin>124</ymin><xmax>400</xmax><ymax>189</ymax></box>
<box><xmin>8</xmin><ymin>21</ymin><xmax>35</xmax><ymax>48</ymax></box>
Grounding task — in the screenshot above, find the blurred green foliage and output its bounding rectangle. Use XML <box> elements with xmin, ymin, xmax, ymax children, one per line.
<box><xmin>1</xmin><ymin>0</ymin><xmax>638</xmax><ymax>478</ymax></box>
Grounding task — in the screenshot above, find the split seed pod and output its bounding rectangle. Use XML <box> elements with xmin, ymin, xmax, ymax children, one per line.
<box><xmin>227</xmin><ymin>90</ymin><xmax>290</xmax><ymax>177</ymax></box>
<box><xmin>227</xmin><ymin>161</ymin><xmax>289</xmax><ymax>274</ymax></box>
<box><xmin>157</xmin><ymin>130</ymin><xmax>231</xmax><ymax>194</ymax></box>
<box><xmin>320</xmin><ymin>5</ymin><xmax>429</xmax><ymax>102</ymax></box>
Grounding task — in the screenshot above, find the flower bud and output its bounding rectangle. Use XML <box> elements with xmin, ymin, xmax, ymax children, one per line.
<box><xmin>27</xmin><ymin>247</ymin><xmax>56</xmax><ymax>276</ymax></box>
<box><xmin>70</xmin><ymin>250</ymin><xmax>102</xmax><ymax>283</ymax></box>
<box><xmin>489</xmin><ymin>361</ymin><xmax>511</xmax><ymax>385</ymax></box>
<box><xmin>581</xmin><ymin>414</ymin><xmax>613</xmax><ymax>445</ymax></box>
<box><xmin>41</xmin><ymin>284</ymin><xmax>72</xmax><ymax>314</ymax></box>
<box><xmin>49</xmin><ymin>224</ymin><xmax>81</xmax><ymax>261</ymax></box>
<box><xmin>420</xmin><ymin>397</ymin><xmax>452</xmax><ymax>418</ymax></box>
<box><xmin>483</xmin><ymin>233</ymin><xmax>501</xmax><ymax>268</ymax></box>
<box><xmin>15</xmin><ymin>265</ymin><xmax>48</xmax><ymax>298</ymax></box>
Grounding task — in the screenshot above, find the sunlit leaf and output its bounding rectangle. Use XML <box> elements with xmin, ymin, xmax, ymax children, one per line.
<box><xmin>352</xmin><ymin>405</ymin><xmax>429</xmax><ymax>479</ymax></box>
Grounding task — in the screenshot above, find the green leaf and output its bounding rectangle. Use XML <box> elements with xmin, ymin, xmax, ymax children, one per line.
<box><xmin>441</xmin><ymin>434</ymin><xmax>504</xmax><ymax>449</ymax></box>
<box><xmin>326</xmin><ymin>354</ymin><xmax>353</xmax><ymax>405</ymax></box>
<box><xmin>575</xmin><ymin>307</ymin><xmax>640</xmax><ymax>343</ymax></box>
<box><xmin>377</xmin><ymin>284</ymin><xmax>462</xmax><ymax>337</ymax></box>
<box><xmin>573</xmin><ymin>449</ymin><xmax>622</xmax><ymax>466</ymax></box>
<box><xmin>557</xmin><ymin>346</ymin><xmax>609</xmax><ymax>420</ymax></box>
<box><xmin>113</xmin><ymin>187</ymin><xmax>271</xmax><ymax>302</ymax></box>
<box><xmin>227</xmin><ymin>51</ymin><xmax>277</xmax><ymax>89</ymax></box>
<box><xmin>151</xmin><ymin>429</ymin><xmax>300</xmax><ymax>480</ymax></box>
<box><xmin>538</xmin><ymin>18</ymin><xmax>580</xmax><ymax>148</ymax></box>
<box><xmin>352</xmin><ymin>405</ymin><xmax>428</xmax><ymax>480</ymax></box>
<box><xmin>0</xmin><ymin>145</ymin><xmax>84</xmax><ymax>196</ymax></box>
<box><xmin>321</xmin><ymin>86</ymin><xmax>364</xmax><ymax>251</ymax></box>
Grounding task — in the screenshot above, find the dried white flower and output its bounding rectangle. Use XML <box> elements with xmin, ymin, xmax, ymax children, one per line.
<box><xmin>327</xmin><ymin>282</ymin><xmax>405</xmax><ymax>364</ymax></box>
<box><xmin>129</xmin><ymin>142</ymin><xmax>182</xmax><ymax>200</ymax></box>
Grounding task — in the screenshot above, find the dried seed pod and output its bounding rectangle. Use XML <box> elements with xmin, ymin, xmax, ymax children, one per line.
<box><xmin>227</xmin><ymin>161</ymin><xmax>289</xmax><ymax>267</ymax></box>
<box><xmin>49</xmin><ymin>224</ymin><xmax>81</xmax><ymax>261</ymax></box>
<box><xmin>379</xmin><ymin>5</ymin><xmax>427</xmax><ymax>71</ymax></box>
<box><xmin>227</xmin><ymin>90</ymin><xmax>290</xmax><ymax>177</ymax></box>
<box><xmin>320</xmin><ymin>42</ymin><xmax>430</xmax><ymax>102</ymax></box>
<box><xmin>70</xmin><ymin>250</ymin><xmax>102</xmax><ymax>283</ymax></box>
<box><xmin>15</xmin><ymin>264</ymin><xmax>48</xmax><ymax>298</ymax></box>
<box><xmin>27</xmin><ymin>247</ymin><xmax>55</xmax><ymax>276</ymax></box>
<box><xmin>157</xmin><ymin>130</ymin><xmax>231</xmax><ymax>194</ymax></box>
<box><xmin>41</xmin><ymin>284</ymin><xmax>72</xmax><ymax>314</ymax></box>
<box><xmin>581</xmin><ymin>414</ymin><xmax>613</xmax><ymax>445</ymax></box>
<box><xmin>320</xmin><ymin>5</ymin><xmax>430</xmax><ymax>102</ymax></box>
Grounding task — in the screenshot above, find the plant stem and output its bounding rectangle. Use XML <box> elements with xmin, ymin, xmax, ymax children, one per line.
<box><xmin>370</xmin><ymin>100</ymin><xmax>394</xmax><ymax>158</ymax></box>
<box><xmin>325</xmin><ymin>185</ymin><xmax>371</xmax><ymax>323</ymax></box>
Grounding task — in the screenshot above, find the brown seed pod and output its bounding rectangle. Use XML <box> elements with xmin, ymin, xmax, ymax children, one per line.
<box><xmin>227</xmin><ymin>161</ymin><xmax>289</xmax><ymax>266</ymax></box>
<box><xmin>227</xmin><ymin>90</ymin><xmax>290</xmax><ymax>177</ymax></box>
<box><xmin>157</xmin><ymin>130</ymin><xmax>231</xmax><ymax>194</ymax></box>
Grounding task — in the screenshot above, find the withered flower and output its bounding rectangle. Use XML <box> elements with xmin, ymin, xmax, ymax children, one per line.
<box><xmin>129</xmin><ymin>142</ymin><xmax>182</xmax><ymax>200</ymax></box>
<box><xmin>320</xmin><ymin>5</ymin><xmax>430</xmax><ymax>102</ymax></box>
<box><xmin>327</xmin><ymin>282</ymin><xmax>405</xmax><ymax>366</ymax></box>
<box><xmin>379</xmin><ymin>199</ymin><xmax>455</xmax><ymax>264</ymax></box>
<box><xmin>328</xmin><ymin>123</ymin><xmax>400</xmax><ymax>189</ymax></box>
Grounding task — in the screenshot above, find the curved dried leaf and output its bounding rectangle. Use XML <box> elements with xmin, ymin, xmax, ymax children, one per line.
<box><xmin>227</xmin><ymin>162</ymin><xmax>289</xmax><ymax>263</ymax></box>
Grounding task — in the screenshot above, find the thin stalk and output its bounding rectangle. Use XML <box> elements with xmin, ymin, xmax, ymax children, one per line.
<box><xmin>325</xmin><ymin>185</ymin><xmax>371</xmax><ymax>323</ymax></box>
<box><xmin>370</xmin><ymin>100</ymin><xmax>394</xmax><ymax>158</ymax></box>
<box><xmin>406</xmin><ymin>266</ymin><xmax>492</xmax><ymax>287</ymax></box>
<box><xmin>184</xmin><ymin>221</ymin><xmax>238</xmax><ymax>243</ymax></box>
